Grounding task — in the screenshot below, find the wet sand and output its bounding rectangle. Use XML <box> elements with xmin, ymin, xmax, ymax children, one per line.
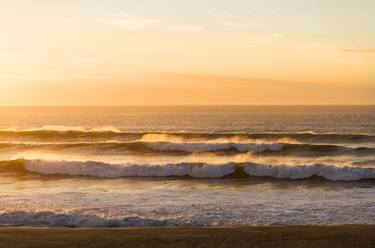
<box><xmin>0</xmin><ymin>225</ymin><xmax>374</xmax><ymax>248</ymax></box>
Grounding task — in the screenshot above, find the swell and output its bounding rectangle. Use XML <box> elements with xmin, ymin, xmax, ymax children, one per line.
<box><xmin>149</xmin><ymin>142</ymin><xmax>375</xmax><ymax>156</ymax></box>
<box><xmin>1</xmin><ymin>159</ymin><xmax>374</xmax><ymax>181</ymax></box>
<box><xmin>0</xmin><ymin>141</ymin><xmax>283</xmax><ymax>154</ymax></box>
<box><xmin>0</xmin><ymin>141</ymin><xmax>374</xmax><ymax>156</ymax></box>
<box><xmin>1</xmin><ymin>129</ymin><xmax>375</xmax><ymax>144</ymax></box>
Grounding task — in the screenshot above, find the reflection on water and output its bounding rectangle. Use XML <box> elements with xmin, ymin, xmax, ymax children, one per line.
<box><xmin>0</xmin><ymin>106</ymin><xmax>374</xmax><ymax>226</ymax></box>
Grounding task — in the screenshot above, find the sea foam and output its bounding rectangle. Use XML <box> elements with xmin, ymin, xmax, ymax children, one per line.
<box><xmin>20</xmin><ymin>159</ymin><xmax>375</xmax><ymax>181</ymax></box>
<box><xmin>244</xmin><ymin>163</ymin><xmax>375</xmax><ymax>181</ymax></box>
<box><xmin>24</xmin><ymin>160</ymin><xmax>235</xmax><ymax>178</ymax></box>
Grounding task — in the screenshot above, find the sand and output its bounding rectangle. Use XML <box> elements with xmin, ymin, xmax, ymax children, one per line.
<box><xmin>0</xmin><ymin>225</ymin><xmax>374</xmax><ymax>248</ymax></box>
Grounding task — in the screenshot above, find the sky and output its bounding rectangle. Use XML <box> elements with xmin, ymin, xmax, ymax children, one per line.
<box><xmin>0</xmin><ymin>0</ymin><xmax>374</xmax><ymax>105</ymax></box>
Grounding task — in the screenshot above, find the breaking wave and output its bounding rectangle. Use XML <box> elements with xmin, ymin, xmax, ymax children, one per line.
<box><xmin>1</xmin><ymin>128</ymin><xmax>375</xmax><ymax>144</ymax></box>
<box><xmin>0</xmin><ymin>141</ymin><xmax>374</xmax><ymax>156</ymax></box>
<box><xmin>147</xmin><ymin>142</ymin><xmax>374</xmax><ymax>156</ymax></box>
<box><xmin>24</xmin><ymin>160</ymin><xmax>236</xmax><ymax>178</ymax></box>
<box><xmin>146</xmin><ymin>142</ymin><xmax>284</xmax><ymax>153</ymax></box>
<box><xmin>244</xmin><ymin>163</ymin><xmax>375</xmax><ymax>181</ymax></box>
<box><xmin>1</xmin><ymin>159</ymin><xmax>374</xmax><ymax>181</ymax></box>
<box><xmin>0</xmin><ymin>211</ymin><xmax>178</xmax><ymax>227</ymax></box>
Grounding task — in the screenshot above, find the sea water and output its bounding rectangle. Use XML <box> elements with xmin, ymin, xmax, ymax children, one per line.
<box><xmin>0</xmin><ymin>105</ymin><xmax>374</xmax><ymax>226</ymax></box>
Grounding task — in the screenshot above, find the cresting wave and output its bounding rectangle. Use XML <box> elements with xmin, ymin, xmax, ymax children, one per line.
<box><xmin>0</xmin><ymin>141</ymin><xmax>374</xmax><ymax>155</ymax></box>
<box><xmin>145</xmin><ymin>142</ymin><xmax>284</xmax><ymax>153</ymax></box>
<box><xmin>1</xmin><ymin>127</ymin><xmax>375</xmax><ymax>144</ymax></box>
<box><xmin>24</xmin><ymin>160</ymin><xmax>236</xmax><ymax>178</ymax></box>
<box><xmin>244</xmin><ymin>163</ymin><xmax>375</xmax><ymax>181</ymax></box>
<box><xmin>144</xmin><ymin>142</ymin><xmax>375</xmax><ymax>155</ymax></box>
<box><xmin>0</xmin><ymin>141</ymin><xmax>284</xmax><ymax>153</ymax></box>
<box><xmin>2</xmin><ymin>159</ymin><xmax>374</xmax><ymax>181</ymax></box>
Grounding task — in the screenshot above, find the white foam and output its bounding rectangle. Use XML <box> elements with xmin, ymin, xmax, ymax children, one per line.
<box><xmin>0</xmin><ymin>211</ymin><xmax>176</xmax><ymax>227</ymax></box>
<box><xmin>147</xmin><ymin>142</ymin><xmax>284</xmax><ymax>153</ymax></box>
<box><xmin>22</xmin><ymin>160</ymin><xmax>375</xmax><ymax>181</ymax></box>
<box><xmin>244</xmin><ymin>163</ymin><xmax>375</xmax><ymax>181</ymax></box>
<box><xmin>24</xmin><ymin>160</ymin><xmax>235</xmax><ymax>178</ymax></box>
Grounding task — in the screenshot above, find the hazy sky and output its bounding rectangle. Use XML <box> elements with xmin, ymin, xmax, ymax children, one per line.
<box><xmin>0</xmin><ymin>0</ymin><xmax>374</xmax><ymax>105</ymax></box>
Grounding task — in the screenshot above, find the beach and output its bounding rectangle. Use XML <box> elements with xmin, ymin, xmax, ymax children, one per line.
<box><xmin>1</xmin><ymin>225</ymin><xmax>375</xmax><ymax>248</ymax></box>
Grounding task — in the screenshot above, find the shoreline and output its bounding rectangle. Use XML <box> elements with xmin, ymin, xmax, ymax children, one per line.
<box><xmin>1</xmin><ymin>225</ymin><xmax>374</xmax><ymax>248</ymax></box>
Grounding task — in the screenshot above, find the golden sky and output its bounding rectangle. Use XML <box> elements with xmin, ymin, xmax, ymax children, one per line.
<box><xmin>0</xmin><ymin>0</ymin><xmax>374</xmax><ymax>105</ymax></box>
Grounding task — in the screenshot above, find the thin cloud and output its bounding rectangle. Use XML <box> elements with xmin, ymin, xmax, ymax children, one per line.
<box><xmin>340</xmin><ymin>48</ymin><xmax>375</xmax><ymax>54</ymax></box>
<box><xmin>98</xmin><ymin>12</ymin><xmax>135</xmax><ymax>18</ymax></box>
<box><xmin>0</xmin><ymin>72</ymin><xmax>116</xmax><ymax>81</ymax></box>
<box><xmin>152</xmin><ymin>72</ymin><xmax>375</xmax><ymax>91</ymax></box>
<box><xmin>101</xmin><ymin>19</ymin><xmax>160</xmax><ymax>30</ymax></box>
<box><xmin>34</xmin><ymin>17</ymin><xmax>80</xmax><ymax>23</ymax></box>
<box><xmin>249</xmin><ymin>33</ymin><xmax>286</xmax><ymax>44</ymax></box>
<box><xmin>208</xmin><ymin>9</ymin><xmax>242</xmax><ymax>19</ymax></box>
<box><xmin>100</xmin><ymin>13</ymin><xmax>160</xmax><ymax>30</ymax></box>
<box><xmin>222</xmin><ymin>21</ymin><xmax>264</xmax><ymax>29</ymax></box>
<box><xmin>151</xmin><ymin>72</ymin><xmax>280</xmax><ymax>87</ymax></box>
<box><xmin>209</xmin><ymin>9</ymin><xmax>265</xmax><ymax>29</ymax></box>
<box><xmin>100</xmin><ymin>13</ymin><xmax>205</xmax><ymax>33</ymax></box>
<box><xmin>166</xmin><ymin>25</ymin><xmax>204</xmax><ymax>32</ymax></box>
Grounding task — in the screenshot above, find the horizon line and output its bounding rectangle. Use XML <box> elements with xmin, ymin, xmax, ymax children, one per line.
<box><xmin>0</xmin><ymin>104</ymin><xmax>374</xmax><ymax>107</ymax></box>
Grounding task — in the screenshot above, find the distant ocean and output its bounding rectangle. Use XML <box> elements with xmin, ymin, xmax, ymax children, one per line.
<box><xmin>0</xmin><ymin>106</ymin><xmax>374</xmax><ymax>227</ymax></box>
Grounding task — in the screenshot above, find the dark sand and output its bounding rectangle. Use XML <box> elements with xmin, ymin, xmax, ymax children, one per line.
<box><xmin>0</xmin><ymin>225</ymin><xmax>374</xmax><ymax>248</ymax></box>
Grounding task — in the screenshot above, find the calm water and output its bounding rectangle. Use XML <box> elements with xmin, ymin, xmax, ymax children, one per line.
<box><xmin>0</xmin><ymin>106</ymin><xmax>374</xmax><ymax>227</ymax></box>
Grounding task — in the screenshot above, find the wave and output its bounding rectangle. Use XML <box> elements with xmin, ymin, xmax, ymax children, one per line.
<box><xmin>1</xmin><ymin>128</ymin><xmax>375</xmax><ymax>144</ymax></box>
<box><xmin>0</xmin><ymin>125</ymin><xmax>121</xmax><ymax>133</ymax></box>
<box><xmin>1</xmin><ymin>206</ymin><xmax>374</xmax><ymax>227</ymax></box>
<box><xmin>0</xmin><ymin>211</ymin><xmax>176</xmax><ymax>227</ymax></box>
<box><xmin>244</xmin><ymin>163</ymin><xmax>375</xmax><ymax>181</ymax></box>
<box><xmin>24</xmin><ymin>160</ymin><xmax>236</xmax><ymax>178</ymax></box>
<box><xmin>278</xmin><ymin>143</ymin><xmax>375</xmax><ymax>156</ymax></box>
<box><xmin>147</xmin><ymin>142</ymin><xmax>375</xmax><ymax>156</ymax></box>
<box><xmin>1</xmin><ymin>141</ymin><xmax>374</xmax><ymax>156</ymax></box>
<box><xmin>147</xmin><ymin>142</ymin><xmax>284</xmax><ymax>153</ymax></box>
<box><xmin>1</xmin><ymin>159</ymin><xmax>374</xmax><ymax>181</ymax></box>
<box><xmin>0</xmin><ymin>141</ymin><xmax>284</xmax><ymax>153</ymax></box>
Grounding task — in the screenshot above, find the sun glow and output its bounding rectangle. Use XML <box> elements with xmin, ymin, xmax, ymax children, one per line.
<box><xmin>1</xmin><ymin>0</ymin><xmax>374</xmax><ymax>105</ymax></box>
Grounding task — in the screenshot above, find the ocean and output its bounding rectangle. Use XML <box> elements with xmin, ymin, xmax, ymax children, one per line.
<box><xmin>0</xmin><ymin>105</ymin><xmax>374</xmax><ymax>227</ymax></box>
